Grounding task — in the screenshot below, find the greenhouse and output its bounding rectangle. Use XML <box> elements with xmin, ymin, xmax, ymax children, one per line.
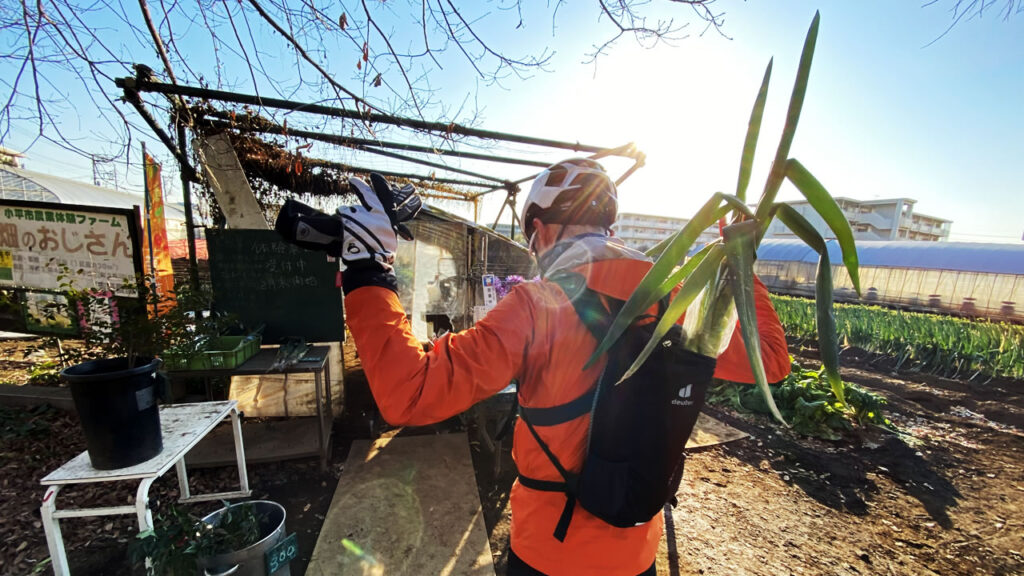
<box><xmin>754</xmin><ymin>239</ymin><xmax>1024</xmax><ymax>322</ymax></box>
<box><xmin>0</xmin><ymin>166</ymin><xmax>189</xmax><ymax>239</ymax></box>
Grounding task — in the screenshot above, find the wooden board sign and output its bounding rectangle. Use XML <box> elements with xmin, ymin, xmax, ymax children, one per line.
<box><xmin>0</xmin><ymin>200</ymin><xmax>143</xmax><ymax>296</ymax></box>
<box><xmin>0</xmin><ymin>200</ymin><xmax>144</xmax><ymax>336</ymax></box>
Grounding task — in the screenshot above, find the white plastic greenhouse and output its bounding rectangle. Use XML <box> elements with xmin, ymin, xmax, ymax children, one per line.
<box><xmin>754</xmin><ymin>240</ymin><xmax>1024</xmax><ymax>323</ymax></box>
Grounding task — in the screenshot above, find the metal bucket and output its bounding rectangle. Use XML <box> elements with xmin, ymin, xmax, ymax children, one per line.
<box><xmin>196</xmin><ymin>500</ymin><xmax>290</xmax><ymax>576</ymax></box>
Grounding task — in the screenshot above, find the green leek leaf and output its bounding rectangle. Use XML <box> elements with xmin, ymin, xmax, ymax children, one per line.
<box><xmin>589</xmin><ymin>195</ymin><xmax>738</xmax><ymax>367</ymax></box>
<box><xmin>722</xmin><ymin>221</ymin><xmax>787</xmax><ymax>424</ymax></box>
<box><xmin>658</xmin><ymin>240</ymin><xmax>721</xmax><ymax>294</ymax></box>
<box><xmin>771</xmin><ymin>204</ymin><xmax>825</xmax><ymax>252</ymax></box>
<box><xmin>736</xmin><ymin>59</ymin><xmax>773</xmax><ymax>203</ymax></box>
<box><xmin>775</xmin><ymin>205</ymin><xmax>846</xmax><ymax>405</ymax></box>
<box><xmin>784</xmin><ymin>158</ymin><xmax>861</xmax><ymax>295</ymax></box>
<box><xmin>617</xmin><ymin>244</ymin><xmax>727</xmax><ymax>382</ymax></box>
<box><xmin>756</xmin><ymin>10</ymin><xmax>820</xmax><ymax>222</ymax></box>
<box><xmin>813</xmin><ymin>248</ymin><xmax>845</xmax><ymax>404</ymax></box>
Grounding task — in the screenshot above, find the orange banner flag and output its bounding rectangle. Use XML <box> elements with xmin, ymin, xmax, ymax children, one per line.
<box><xmin>143</xmin><ymin>152</ymin><xmax>174</xmax><ymax>297</ymax></box>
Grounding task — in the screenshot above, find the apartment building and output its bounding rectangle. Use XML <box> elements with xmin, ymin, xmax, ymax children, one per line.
<box><xmin>763</xmin><ymin>197</ymin><xmax>951</xmax><ymax>242</ymax></box>
<box><xmin>612</xmin><ymin>212</ymin><xmax>719</xmax><ymax>253</ymax></box>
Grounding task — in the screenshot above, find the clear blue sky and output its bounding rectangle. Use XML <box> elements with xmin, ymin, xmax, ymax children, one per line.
<box><xmin>4</xmin><ymin>1</ymin><xmax>1022</xmax><ymax>242</ymax></box>
<box><xmin>462</xmin><ymin>1</ymin><xmax>1024</xmax><ymax>243</ymax></box>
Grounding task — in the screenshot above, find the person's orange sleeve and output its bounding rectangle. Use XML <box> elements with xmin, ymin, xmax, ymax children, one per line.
<box><xmin>344</xmin><ymin>285</ymin><xmax>533</xmax><ymax>426</ymax></box>
<box><xmin>712</xmin><ymin>276</ymin><xmax>791</xmax><ymax>384</ymax></box>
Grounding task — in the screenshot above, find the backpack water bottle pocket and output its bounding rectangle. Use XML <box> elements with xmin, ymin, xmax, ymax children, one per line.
<box><xmin>577</xmin><ymin>455</ymin><xmax>637</xmax><ymax>527</ymax></box>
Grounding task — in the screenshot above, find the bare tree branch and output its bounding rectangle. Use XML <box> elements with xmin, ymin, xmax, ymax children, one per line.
<box><xmin>138</xmin><ymin>0</ymin><xmax>177</xmax><ymax>84</ymax></box>
<box><xmin>1</xmin><ymin>0</ymin><xmax>734</xmax><ymax>168</ymax></box>
<box><xmin>223</xmin><ymin>1</ymin><xmax>261</xmax><ymax>99</ymax></box>
<box><xmin>923</xmin><ymin>0</ymin><xmax>1021</xmax><ymax>46</ymax></box>
<box><xmin>362</xmin><ymin>0</ymin><xmax>424</xmax><ymax>117</ymax></box>
<box><xmin>244</xmin><ymin>0</ymin><xmax>377</xmax><ymax>113</ymax></box>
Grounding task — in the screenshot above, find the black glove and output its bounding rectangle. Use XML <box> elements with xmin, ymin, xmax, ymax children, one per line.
<box><xmin>274</xmin><ymin>173</ymin><xmax>422</xmax><ymax>295</ymax></box>
<box><xmin>274</xmin><ymin>198</ymin><xmax>346</xmax><ymax>256</ymax></box>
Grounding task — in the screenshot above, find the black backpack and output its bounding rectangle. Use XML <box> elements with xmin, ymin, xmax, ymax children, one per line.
<box><xmin>516</xmin><ymin>271</ymin><xmax>716</xmax><ymax>542</ymax></box>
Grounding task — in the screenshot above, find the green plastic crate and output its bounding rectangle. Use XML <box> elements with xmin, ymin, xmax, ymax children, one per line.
<box><xmin>205</xmin><ymin>335</ymin><xmax>261</xmax><ymax>369</ymax></box>
<box><xmin>242</xmin><ymin>334</ymin><xmax>262</xmax><ymax>359</ymax></box>
<box><xmin>162</xmin><ymin>350</ymin><xmax>211</xmax><ymax>371</ymax></box>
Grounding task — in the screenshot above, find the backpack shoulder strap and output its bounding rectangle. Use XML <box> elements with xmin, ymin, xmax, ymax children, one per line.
<box><xmin>518</xmin><ymin>404</ymin><xmax>581</xmax><ymax>543</ymax></box>
<box><xmin>514</xmin><ymin>272</ymin><xmax>608</xmax><ymax>542</ymax></box>
<box><xmin>548</xmin><ymin>270</ymin><xmax>668</xmax><ymax>341</ymax></box>
<box><xmin>547</xmin><ymin>272</ymin><xmax>615</xmax><ymax>342</ymax></box>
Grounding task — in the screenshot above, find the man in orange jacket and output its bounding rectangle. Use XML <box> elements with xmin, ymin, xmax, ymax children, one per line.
<box><xmin>282</xmin><ymin>163</ymin><xmax>790</xmax><ymax>575</ymax></box>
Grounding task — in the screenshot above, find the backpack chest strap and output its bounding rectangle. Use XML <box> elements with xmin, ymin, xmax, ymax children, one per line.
<box><xmin>517</xmin><ymin>406</ymin><xmax>581</xmax><ymax>543</ymax></box>
<box><xmin>517</xmin><ymin>474</ymin><xmax>578</xmax><ymax>543</ymax></box>
<box><xmin>518</xmin><ymin>387</ymin><xmax>596</xmax><ymax>427</ymax></box>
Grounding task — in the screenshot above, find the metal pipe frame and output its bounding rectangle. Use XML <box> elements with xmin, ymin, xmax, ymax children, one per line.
<box><xmin>116</xmin><ymin>76</ymin><xmax>617</xmax><ymax>154</ymax></box>
<box><xmin>273</xmin><ymin>156</ymin><xmax>496</xmax><ymax>191</ymax></box>
<box><xmin>199</xmin><ymin>114</ymin><xmax>552</xmax><ymax>168</ymax></box>
<box><xmin>115</xmin><ymin>71</ymin><xmax>647</xmax><ymax>217</ymax></box>
<box><xmin>205</xmin><ymin>117</ymin><xmax>508</xmax><ymax>184</ymax></box>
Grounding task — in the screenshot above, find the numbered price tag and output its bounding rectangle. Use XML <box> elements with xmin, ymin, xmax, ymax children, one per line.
<box><xmin>265</xmin><ymin>532</ymin><xmax>298</xmax><ymax>574</ymax></box>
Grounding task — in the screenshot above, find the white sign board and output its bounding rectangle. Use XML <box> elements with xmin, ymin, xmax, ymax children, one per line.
<box><xmin>0</xmin><ymin>201</ymin><xmax>143</xmax><ymax>297</ymax></box>
<box><xmin>481</xmin><ymin>274</ymin><xmax>498</xmax><ymax>308</ymax></box>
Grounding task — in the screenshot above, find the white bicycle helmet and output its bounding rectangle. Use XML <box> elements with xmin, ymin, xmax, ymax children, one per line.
<box><xmin>520</xmin><ymin>158</ymin><xmax>618</xmax><ymax>244</ymax></box>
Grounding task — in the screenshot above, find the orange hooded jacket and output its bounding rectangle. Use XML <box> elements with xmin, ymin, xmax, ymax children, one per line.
<box><xmin>345</xmin><ymin>258</ymin><xmax>789</xmax><ymax>576</ymax></box>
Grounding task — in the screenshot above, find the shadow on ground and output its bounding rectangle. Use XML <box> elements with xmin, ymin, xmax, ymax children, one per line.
<box><xmin>706</xmin><ymin>405</ymin><xmax>961</xmax><ymax>528</ymax></box>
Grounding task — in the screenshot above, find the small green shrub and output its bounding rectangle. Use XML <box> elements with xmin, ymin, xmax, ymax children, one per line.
<box><xmin>130</xmin><ymin>501</ymin><xmax>264</xmax><ymax>575</ymax></box>
<box><xmin>26</xmin><ymin>360</ymin><xmax>62</xmax><ymax>386</ymax></box>
<box><xmin>708</xmin><ymin>357</ymin><xmax>893</xmax><ymax>440</ymax></box>
<box><xmin>0</xmin><ymin>404</ymin><xmax>54</xmax><ymax>440</ymax></box>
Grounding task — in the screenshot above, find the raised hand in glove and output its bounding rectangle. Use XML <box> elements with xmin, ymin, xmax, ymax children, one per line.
<box><xmin>336</xmin><ymin>174</ymin><xmax>413</xmax><ymax>294</ymax></box>
<box><xmin>274</xmin><ymin>173</ymin><xmax>421</xmax><ymax>294</ymax></box>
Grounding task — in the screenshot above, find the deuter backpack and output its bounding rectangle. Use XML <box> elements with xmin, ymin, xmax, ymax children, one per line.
<box><xmin>516</xmin><ymin>272</ymin><xmax>717</xmax><ymax>542</ymax></box>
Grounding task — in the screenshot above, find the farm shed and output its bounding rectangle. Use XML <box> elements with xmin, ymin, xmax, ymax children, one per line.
<box><xmin>398</xmin><ymin>206</ymin><xmax>536</xmax><ymax>341</ymax></box>
<box><xmin>755</xmin><ymin>239</ymin><xmax>1024</xmax><ymax>322</ymax></box>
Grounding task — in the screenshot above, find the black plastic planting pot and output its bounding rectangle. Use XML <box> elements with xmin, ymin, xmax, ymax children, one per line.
<box><xmin>61</xmin><ymin>356</ymin><xmax>164</xmax><ymax>470</ymax></box>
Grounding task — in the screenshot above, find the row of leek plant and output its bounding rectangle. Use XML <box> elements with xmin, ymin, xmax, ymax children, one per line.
<box><xmin>772</xmin><ymin>295</ymin><xmax>1024</xmax><ymax>381</ymax></box>
<box><xmin>588</xmin><ymin>12</ymin><xmax>859</xmax><ymax>426</ymax></box>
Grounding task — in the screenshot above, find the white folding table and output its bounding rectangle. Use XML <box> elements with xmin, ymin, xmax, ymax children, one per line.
<box><xmin>39</xmin><ymin>401</ymin><xmax>251</xmax><ymax>576</ymax></box>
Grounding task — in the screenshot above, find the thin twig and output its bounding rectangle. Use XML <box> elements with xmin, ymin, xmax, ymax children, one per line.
<box><xmin>244</xmin><ymin>0</ymin><xmax>376</xmax><ymax>114</ymax></box>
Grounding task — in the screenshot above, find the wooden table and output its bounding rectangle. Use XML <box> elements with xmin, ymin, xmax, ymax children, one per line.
<box><xmin>167</xmin><ymin>346</ymin><xmax>334</xmax><ymax>469</ymax></box>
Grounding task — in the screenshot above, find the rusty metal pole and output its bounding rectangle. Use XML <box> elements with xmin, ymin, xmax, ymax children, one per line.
<box><xmin>176</xmin><ymin>121</ymin><xmax>200</xmax><ymax>289</ymax></box>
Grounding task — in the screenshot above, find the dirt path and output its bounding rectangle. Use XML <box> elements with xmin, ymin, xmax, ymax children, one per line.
<box><xmin>663</xmin><ymin>405</ymin><xmax>1022</xmax><ymax>575</ymax></box>
<box><xmin>668</xmin><ymin>351</ymin><xmax>1024</xmax><ymax>576</ymax></box>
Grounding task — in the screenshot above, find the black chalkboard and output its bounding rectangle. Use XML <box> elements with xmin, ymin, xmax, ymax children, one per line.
<box><xmin>207</xmin><ymin>229</ymin><xmax>344</xmax><ymax>342</ymax></box>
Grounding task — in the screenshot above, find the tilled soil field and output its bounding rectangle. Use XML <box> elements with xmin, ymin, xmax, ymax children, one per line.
<box><xmin>1</xmin><ymin>337</ymin><xmax>1021</xmax><ymax>575</ymax></box>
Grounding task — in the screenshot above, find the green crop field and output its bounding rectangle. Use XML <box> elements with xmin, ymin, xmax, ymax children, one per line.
<box><xmin>771</xmin><ymin>295</ymin><xmax>1024</xmax><ymax>381</ymax></box>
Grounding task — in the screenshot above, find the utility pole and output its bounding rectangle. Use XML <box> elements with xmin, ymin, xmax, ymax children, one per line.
<box><xmin>176</xmin><ymin>121</ymin><xmax>200</xmax><ymax>289</ymax></box>
<box><xmin>90</xmin><ymin>155</ymin><xmax>120</xmax><ymax>190</ymax></box>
